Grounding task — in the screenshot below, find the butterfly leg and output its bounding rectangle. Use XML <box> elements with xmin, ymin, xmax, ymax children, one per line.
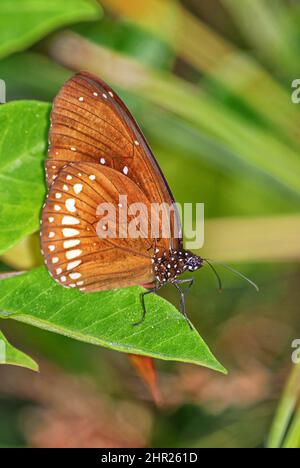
<box><xmin>133</xmin><ymin>286</ymin><xmax>161</xmax><ymax>327</ymax></box>
<box><xmin>176</xmin><ymin>278</ymin><xmax>194</xmax><ymax>295</ymax></box>
<box><xmin>173</xmin><ymin>279</ymin><xmax>194</xmax><ymax>330</ymax></box>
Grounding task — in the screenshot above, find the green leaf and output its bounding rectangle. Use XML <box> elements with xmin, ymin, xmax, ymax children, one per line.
<box><xmin>0</xmin><ymin>267</ymin><xmax>226</xmax><ymax>373</ymax></box>
<box><xmin>267</xmin><ymin>364</ymin><xmax>300</xmax><ymax>448</ymax></box>
<box><xmin>282</xmin><ymin>407</ymin><xmax>300</xmax><ymax>448</ymax></box>
<box><xmin>0</xmin><ymin>0</ymin><xmax>102</xmax><ymax>59</ymax></box>
<box><xmin>0</xmin><ymin>329</ymin><xmax>38</xmax><ymax>371</ymax></box>
<box><xmin>222</xmin><ymin>0</ymin><xmax>299</xmax><ymax>78</ymax></box>
<box><xmin>0</xmin><ymin>101</ymin><xmax>50</xmax><ymax>255</ymax></box>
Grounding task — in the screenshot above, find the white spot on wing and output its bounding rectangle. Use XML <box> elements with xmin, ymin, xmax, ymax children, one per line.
<box><xmin>62</xmin><ymin>228</ymin><xmax>80</xmax><ymax>237</ymax></box>
<box><xmin>69</xmin><ymin>272</ymin><xmax>82</xmax><ymax>280</ymax></box>
<box><xmin>62</xmin><ymin>216</ymin><xmax>80</xmax><ymax>225</ymax></box>
<box><xmin>65</xmin><ymin>198</ymin><xmax>76</xmax><ymax>213</ymax></box>
<box><xmin>66</xmin><ymin>249</ymin><xmax>82</xmax><ymax>260</ymax></box>
<box><xmin>74</xmin><ymin>183</ymin><xmax>83</xmax><ymax>194</ymax></box>
<box><xmin>67</xmin><ymin>260</ymin><xmax>82</xmax><ymax>271</ymax></box>
<box><xmin>64</xmin><ymin>239</ymin><xmax>80</xmax><ymax>249</ymax></box>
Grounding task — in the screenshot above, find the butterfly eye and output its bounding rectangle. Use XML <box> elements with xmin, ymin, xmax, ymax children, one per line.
<box><xmin>187</xmin><ymin>256</ymin><xmax>203</xmax><ymax>271</ymax></box>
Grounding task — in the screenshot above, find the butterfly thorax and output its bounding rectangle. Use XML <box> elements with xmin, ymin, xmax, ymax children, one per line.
<box><xmin>152</xmin><ymin>249</ymin><xmax>204</xmax><ymax>285</ymax></box>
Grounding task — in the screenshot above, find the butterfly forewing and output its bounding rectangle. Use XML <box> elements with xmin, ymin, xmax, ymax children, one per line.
<box><xmin>47</xmin><ymin>72</ymin><xmax>182</xmax><ymax>250</ymax></box>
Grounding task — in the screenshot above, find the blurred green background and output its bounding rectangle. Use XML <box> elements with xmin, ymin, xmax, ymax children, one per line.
<box><xmin>0</xmin><ymin>0</ymin><xmax>300</xmax><ymax>448</ymax></box>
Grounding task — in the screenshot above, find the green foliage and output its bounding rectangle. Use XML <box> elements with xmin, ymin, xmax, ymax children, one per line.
<box><xmin>73</xmin><ymin>18</ymin><xmax>174</xmax><ymax>70</ymax></box>
<box><xmin>0</xmin><ymin>329</ymin><xmax>38</xmax><ymax>371</ymax></box>
<box><xmin>0</xmin><ymin>0</ymin><xmax>102</xmax><ymax>59</ymax></box>
<box><xmin>0</xmin><ymin>101</ymin><xmax>50</xmax><ymax>254</ymax></box>
<box><xmin>268</xmin><ymin>365</ymin><xmax>300</xmax><ymax>448</ymax></box>
<box><xmin>0</xmin><ymin>268</ymin><xmax>225</xmax><ymax>372</ymax></box>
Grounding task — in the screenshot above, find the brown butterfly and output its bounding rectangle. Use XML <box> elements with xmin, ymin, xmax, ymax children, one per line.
<box><xmin>41</xmin><ymin>72</ymin><xmax>204</xmax><ymax>326</ymax></box>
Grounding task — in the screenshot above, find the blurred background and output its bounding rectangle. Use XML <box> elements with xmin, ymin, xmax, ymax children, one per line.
<box><xmin>0</xmin><ymin>0</ymin><xmax>300</xmax><ymax>448</ymax></box>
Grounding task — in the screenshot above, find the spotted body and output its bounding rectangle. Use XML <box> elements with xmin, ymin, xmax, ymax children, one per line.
<box><xmin>153</xmin><ymin>249</ymin><xmax>204</xmax><ymax>285</ymax></box>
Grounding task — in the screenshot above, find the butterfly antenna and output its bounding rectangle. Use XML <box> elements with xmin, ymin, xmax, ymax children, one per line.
<box><xmin>203</xmin><ymin>259</ymin><xmax>223</xmax><ymax>292</ymax></box>
<box><xmin>205</xmin><ymin>259</ymin><xmax>260</xmax><ymax>292</ymax></box>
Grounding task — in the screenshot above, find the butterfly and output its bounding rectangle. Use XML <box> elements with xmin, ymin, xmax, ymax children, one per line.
<box><xmin>41</xmin><ymin>72</ymin><xmax>204</xmax><ymax>327</ymax></box>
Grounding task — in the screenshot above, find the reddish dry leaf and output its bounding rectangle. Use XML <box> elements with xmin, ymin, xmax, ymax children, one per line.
<box><xmin>128</xmin><ymin>354</ymin><xmax>161</xmax><ymax>406</ymax></box>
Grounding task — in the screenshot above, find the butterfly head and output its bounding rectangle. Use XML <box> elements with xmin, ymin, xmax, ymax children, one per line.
<box><xmin>184</xmin><ymin>252</ymin><xmax>204</xmax><ymax>272</ymax></box>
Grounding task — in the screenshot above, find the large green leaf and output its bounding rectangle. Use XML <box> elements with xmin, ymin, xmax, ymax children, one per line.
<box><xmin>0</xmin><ymin>0</ymin><xmax>102</xmax><ymax>59</ymax></box>
<box><xmin>0</xmin><ymin>101</ymin><xmax>50</xmax><ymax>254</ymax></box>
<box><xmin>0</xmin><ymin>329</ymin><xmax>38</xmax><ymax>371</ymax></box>
<box><xmin>0</xmin><ymin>267</ymin><xmax>226</xmax><ymax>372</ymax></box>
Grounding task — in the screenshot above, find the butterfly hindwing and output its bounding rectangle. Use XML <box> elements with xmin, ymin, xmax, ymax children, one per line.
<box><xmin>41</xmin><ymin>163</ymin><xmax>155</xmax><ymax>292</ymax></box>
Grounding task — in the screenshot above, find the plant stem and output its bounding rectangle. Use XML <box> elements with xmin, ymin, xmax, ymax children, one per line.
<box><xmin>267</xmin><ymin>364</ymin><xmax>300</xmax><ymax>448</ymax></box>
